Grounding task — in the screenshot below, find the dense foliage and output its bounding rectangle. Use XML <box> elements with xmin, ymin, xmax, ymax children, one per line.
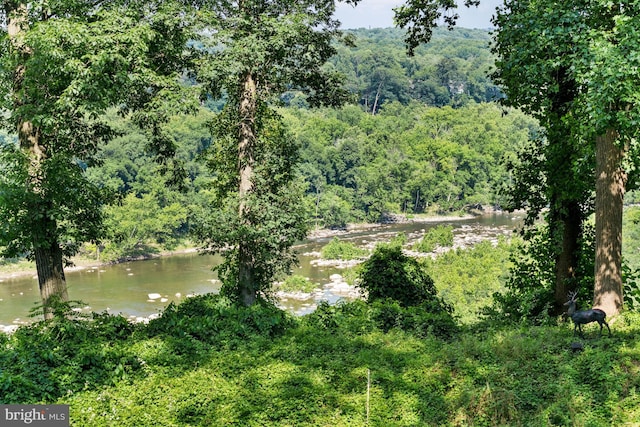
<box><xmin>1</xmin><ymin>28</ymin><xmax>539</xmax><ymax>264</ymax></box>
<box><xmin>191</xmin><ymin>109</ymin><xmax>309</xmax><ymax>304</ymax></box>
<box><xmin>286</xmin><ymin>101</ymin><xmax>538</xmax><ymax>224</ymax></box>
<box><xmin>412</xmin><ymin>224</ymin><xmax>454</xmax><ymax>252</ymax></box>
<box><xmin>492</xmin><ymin>0</ymin><xmax>640</xmax><ymax>316</ymax></box>
<box><xmin>357</xmin><ymin>242</ymin><xmax>449</xmax><ymax>312</ymax></box>
<box><xmin>0</xmin><ymin>0</ymin><xmax>196</xmax><ymax>316</ymax></box>
<box><xmin>328</xmin><ymin>27</ymin><xmax>501</xmax><ymax>112</ymax></box>
<box><xmin>1</xmin><ymin>295</ymin><xmax>639</xmax><ymax>425</ymax></box>
<box><xmin>76</xmin><ymin>98</ymin><xmax>537</xmax><ymax>260</ymax></box>
<box><xmin>84</xmin><ymin>110</ymin><xmax>213</xmax><ymax>261</ymax></box>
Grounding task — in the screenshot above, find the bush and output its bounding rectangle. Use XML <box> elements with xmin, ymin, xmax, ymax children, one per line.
<box><xmin>277</xmin><ymin>275</ymin><xmax>318</xmax><ymax>293</ymax></box>
<box><xmin>423</xmin><ymin>238</ymin><xmax>513</xmax><ymax>324</ymax></box>
<box><xmin>320</xmin><ymin>237</ymin><xmax>368</xmax><ymax>260</ymax></box>
<box><xmin>356</xmin><ymin>243</ymin><xmax>457</xmax><ymax>337</ymax></box>
<box><xmin>413</xmin><ymin>225</ymin><xmax>454</xmax><ymax>252</ymax></box>
<box><xmin>303</xmin><ymin>300</ymin><xmax>375</xmax><ymax>334</ymax></box>
<box><xmin>622</xmin><ymin>261</ymin><xmax>640</xmax><ymax>311</ymax></box>
<box><xmin>0</xmin><ymin>313</ymin><xmax>142</xmax><ymax>404</ymax></box>
<box><xmin>304</xmin><ymin>299</ymin><xmax>458</xmax><ymax>340</ymax></box>
<box><xmin>147</xmin><ymin>294</ymin><xmax>294</xmax><ymax>348</ymax></box>
<box><xmin>371</xmin><ymin>299</ymin><xmax>459</xmax><ymax>340</ymax></box>
<box><xmin>483</xmin><ymin>223</ymin><xmax>594</xmax><ymax>325</ymax></box>
<box><xmin>358</xmin><ymin>243</ymin><xmax>448</xmax><ymax>309</ymax></box>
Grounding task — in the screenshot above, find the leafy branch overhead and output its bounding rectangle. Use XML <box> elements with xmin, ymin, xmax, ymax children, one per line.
<box><xmin>394</xmin><ymin>0</ymin><xmax>481</xmax><ymax>56</ymax></box>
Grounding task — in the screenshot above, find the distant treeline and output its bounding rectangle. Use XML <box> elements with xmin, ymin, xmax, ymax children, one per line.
<box><xmin>325</xmin><ymin>27</ymin><xmax>500</xmax><ymax>112</ymax></box>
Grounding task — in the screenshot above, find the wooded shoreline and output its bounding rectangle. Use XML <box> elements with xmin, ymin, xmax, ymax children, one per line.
<box><xmin>0</xmin><ymin>212</ymin><xmax>497</xmax><ymax>281</ymax></box>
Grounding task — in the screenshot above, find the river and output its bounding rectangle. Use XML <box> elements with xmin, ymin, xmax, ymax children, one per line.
<box><xmin>0</xmin><ymin>213</ymin><xmax>522</xmax><ymax>328</ymax></box>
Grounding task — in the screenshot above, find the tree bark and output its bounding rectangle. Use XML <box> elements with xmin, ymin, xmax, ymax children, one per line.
<box><xmin>34</xmin><ymin>240</ymin><xmax>69</xmax><ymax>320</ymax></box>
<box><xmin>552</xmin><ymin>200</ymin><xmax>582</xmax><ymax>314</ymax></box>
<box><xmin>237</xmin><ymin>71</ymin><xmax>257</xmax><ymax>306</ymax></box>
<box><xmin>594</xmin><ymin>128</ymin><xmax>626</xmax><ymax>316</ymax></box>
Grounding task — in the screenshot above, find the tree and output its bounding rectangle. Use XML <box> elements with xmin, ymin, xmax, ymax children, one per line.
<box><xmin>0</xmin><ymin>1</ymin><xmax>194</xmax><ymax>318</ymax></box>
<box><xmin>102</xmin><ymin>192</ymin><xmax>188</xmax><ymax>261</ymax></box>
<box><xmin>397</xmin><ymin>0</ymin><xmax>640</xmax><ymax>316</ymax></box>
<box><xmin>394</xmin><ymin>0</ymin><xmax>481</xmax><ymax>56</ymax></box>
<box><xmin>571</xmin><ymin>4</ymin><xmax>640</xmax><ymax>315</ymax></box>
<box><xmin>192</xmin><ymin>0</ymin><xmax>358</xmax><ymax>306</ymax></box>
<box><xmin>493</xmin><ymin>0</ymin><xmax>640</xmax><ymax>316</ymax></box>
<box><xmin>491</xmin><ymin>0</ymin><xmax>594</xmax><ymax>315</ymax></box>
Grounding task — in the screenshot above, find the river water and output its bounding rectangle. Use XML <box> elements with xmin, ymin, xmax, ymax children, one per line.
<box><xmin>0</xmin><ymin>214</ymin><xmax>521</xmax><ymax>327</ymax></box>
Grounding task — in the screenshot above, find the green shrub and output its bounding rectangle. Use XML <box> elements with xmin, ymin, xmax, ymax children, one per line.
<box><xmin>356</xmin><ymin>243</ymin><xmax>457</xmax><ymax>338</ymax></box>
<box><xmin>358</xmin><ymin>243</ymin><xmax>448</xmax><ymax>309</ymax></box>
<box><xmin>622</xmin><ymin>261</ymin><xmax>640</xmax><ymax>311</ymax></box>
<box><xmin>423</xmin><ymin>238</ymin><xmax>513</xmax><ymax>324</ymax></box>
<box><xmin>371</xmin><ymin>298</ymin><xmax>459</xmax><ymax>340</ymax></box>
<box><xmin>0</xmin><ymin>314</ymin><xmax>142</xmax><ymax>404</ymax></box>
<box><xmin>320</xmin><ymin>237</ymin><xmax>368</xmax><ymax>260</ymax></box>
<box><xmin>389</xmin><ymin>232</ymin><xmax>408</xmax><ymax>247</ymax></box>
<box><xmin>413</xmin><ymin>225</ymin><xmax>454</xmax><ymax>252</ymax></box>
<box><xmin>303</xmin><ymin>300</ymin><xmax>375</xmax><ymax>334</ymax></box>
<box><xmin>485</xmin><ymin>224</ymin><xmax>594</xmax><ymax>325</ymax></box>
<box><xmin>305</xmin><ymin>299</ymin><xmax>457</xmax><ymax>340</ymax></box>
<box><xmin>278</xmin><ymin>275</ymin><xmax>318</xmax><ymax>293</ymax></box>
<box><xmin>147</xmin><ymin>293</ymin><xmax>294</xmax><ymax>348</ymax></box>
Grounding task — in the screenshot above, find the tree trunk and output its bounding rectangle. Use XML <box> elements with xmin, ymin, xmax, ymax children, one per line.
<box><xmin>34</xmin><ymin>241</ymin><xmax>69</xmax><ymax>320</ymax></box>
<box><xmin>552</xmin><ymin>200</ymin><xmax>582</xmax><ymax>314</ymax></box>
<box><xmin>371</xmin><ymin>80</ymin><xmax>383</xmax><ymax>116</ymax></box>
<box><xmin>594</xmin><ymin>128</ymin><xmax>626</xmax><ymax>316</ymax></box>
<box><xmin>237</xmin><ymin>71</ymin><xmax>257</xmax><ymax>306</ymax></box>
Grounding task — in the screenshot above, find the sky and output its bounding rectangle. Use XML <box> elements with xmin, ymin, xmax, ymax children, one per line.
<box><xmin>334</xmin><ymin>0</ymin><xmax>502</xmax><ymax>30</ymax></box>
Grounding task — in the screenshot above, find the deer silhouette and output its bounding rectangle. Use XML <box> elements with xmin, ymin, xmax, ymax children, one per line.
<box><xmin>564</xmin><ymin>291</ymin><xmax>611</xmax><ymax>337</ymax></box>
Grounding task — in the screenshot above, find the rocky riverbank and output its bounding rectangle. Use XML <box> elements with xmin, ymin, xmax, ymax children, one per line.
<box><xmin>1</xmin><ymin>212</ymin><xmax>522</xmax><ymax>330</ymax></box>
<box><xmin>277</xmin><ymin>214</ymin><xmax>519</xmax><ymax>315</ymax></box>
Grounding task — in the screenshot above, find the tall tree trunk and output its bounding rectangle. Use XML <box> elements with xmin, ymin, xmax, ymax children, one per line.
<box><xmin>371</xmin><ymin>80</ymin><xmax>383</xmax><ymax>116</ymax></box>
<box><xmin>552</xmin><ymin>200</ymin><xmax>582</xmax><ymax>314</ymax></box>
<box><xmin>237</xmin><ymin>71</ymin><xmax>257</xmax><ymax>306</ymax></box>
<box><xmin>22</xmin><ymin>127</ymin><xmax>70</xmax><ymax>320</ymax></box>
<box><xmin>8</xmin><ymin>2</ymin><xmax>70</xmax><ymax>319</ymax></box>
<box><xmin>34</xmin><ymin>240</ymin><xmax>69</xmax><ymax>320</ymax></box>
<box><xmin>594</xmin><ymin>128</ymin><xmax>626</xmax><ymax>316</ymax></box>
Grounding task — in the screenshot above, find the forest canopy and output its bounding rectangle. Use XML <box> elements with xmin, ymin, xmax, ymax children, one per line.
<box><xmin>75</xmin><ymin>27</ymin><xmax>536</xmax><ymax>260</ymax></box>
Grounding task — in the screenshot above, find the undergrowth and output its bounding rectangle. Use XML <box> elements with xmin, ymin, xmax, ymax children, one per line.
<box><xmin>1</xmin><ymin>294</ymin><xmax>639</xmax><ymax>426</ymax></box>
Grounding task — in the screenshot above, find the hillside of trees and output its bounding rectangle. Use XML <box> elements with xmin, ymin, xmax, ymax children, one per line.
<box><xmin>80</xmin><ymin>102</ymin><xmax>538</xmax><ymax>260</ymax></box>
<box><xmin>72</xmin><ymin>28</ymin><xmax>538</xmax><ymax>260</ymax></box>
<box><xmin>328</xmin><ymin>28</ymin><xmax>501</xmax><ymax>112</ymax></box>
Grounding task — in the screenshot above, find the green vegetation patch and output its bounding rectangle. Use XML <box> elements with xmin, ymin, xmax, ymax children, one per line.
<box><xmin>423</xmin><ymin>238</ymin><xmax>514</xmax><ymax>324</ymax></box>
<box><xmin>412</xmin><ymin>224</ymin><xmax>454</xmax><ymax>253</ymax></box>
<box><xmin>2</xmin><ymin>295</ymin><xmax>640</xmax><ymax>425</ymax></box>
<box><xmin>277</xmin><ymin>275</ymin><xmax>319</xmax><ymax>294</ymax></box>
<box><xmin>320</xmin><ymin>237</ymin><xmax>368</xmax><ymax>260</ymax></box>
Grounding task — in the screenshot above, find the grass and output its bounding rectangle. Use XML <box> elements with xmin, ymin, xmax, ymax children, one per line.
<box><xmin>2</xmin><ymin>296</ymin><xmax>638</xmax><ymax>426</ymax></box>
